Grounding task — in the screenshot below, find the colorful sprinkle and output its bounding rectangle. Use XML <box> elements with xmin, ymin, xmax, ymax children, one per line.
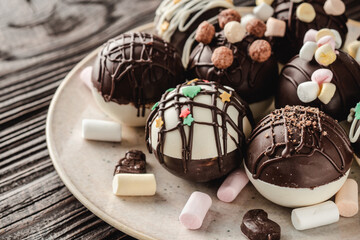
<box><xmin>355</xmin><ymin>103</ymin><xmax>360</xmax><ymax>120</ymax></box>
<box><xmin>187</xmin><ymin>78</ymin><xmax>199</xmax><ymax>85</ymax></box>
<box><xmin>183</xmin><ymin>114</ymin><xmax>194</xmax><ymax>126</ymax></box>
<box><xmin>203</xmin><ymin>80</ymin><xmax>209</xmax><ymax>83</ymax></box>
<box><xmin>166</xmin><ymin>88</ymin><xmax>175</xmax><ymax>92</ymax></box>
<box><xmin>161</xmin><ymin>21</ymin><xmax>170</xmax><ymax>32</ymax></box>
<box><xmin>180</xmin><ymin>108</ymin><xmax>190</xmax><ymax>119</ymax></box>
<box><xmin>182</xmin><ymin>86</ymin><xmax>202</xmax><ymax>98</ymax></box>
<box><xmin>152</xmin><ymin>102</ymin><xmax>159</xmax><ymax>111</ymax></box>
<box><xmin>155</xmin><ymin>117</ymin><xmax>164</xmax><ymax>128</ymax></box>
<box><xmin>220</xmin><ymin>91</ymin><xmax>231</xmax><ymax>103</ymax></box>
<box><xmin>173</xmin><ymin>0</ymin><xmax>181</xmax><ymax>4</ymax></box>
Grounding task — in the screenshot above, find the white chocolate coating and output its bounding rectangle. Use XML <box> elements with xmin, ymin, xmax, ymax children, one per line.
<box><xmin>112</xmin><ymin>173</ymin><xmax>156</xmax><ymax>196</ymax></box>
<box><xmin>245</xmin><ymin>164</ymin><xmax>350</xmax><ymax>208</ymax></box>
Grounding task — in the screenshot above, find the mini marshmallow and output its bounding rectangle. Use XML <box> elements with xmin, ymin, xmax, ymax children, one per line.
<box><xmin>335</xmin><ymin>179</ymin><xmax>359</xmax><ymax>217</ymax></box>
<box><xmin>331</xmin><ymin>29</ymin><xmax>342</xmax><ymax>49</ymax></box>
<box><xmin>303</xmin><ymin>29</ymin><xmax>318</xmax><ymax>43</ymax></box>
<box><xmin>265</xmin><ymin>17</ymin><xmax>286</xmax><ymax>37</ymax></box>
<box><xmin>299</xmin><ymin>41</ymin><xmax>318</xmax><ymax>61</ymax></box>
<box><xmin>241</xmin><ymin>14</ymin><xmax>257</xmax><ymax>27</ymax></box>
<box><xmin>297</xmin><ymin>81</ymin><xmax>319</xmax><ymax>103</ymax></box>
<box><xmin>317</xmin><ymin>35</ymin><xmax>335</xmax><ymax>50</ymax></box>
<box><xmin>82</xmin><ymin>119</ymin><xmax>122</xmax><ymax>142</ymax></box>
<box><xmin>347</xmin><ymin>41</ymin><xmax>360</xmax><ymax>58</ymax></box>
<box><xmin>318</xmin><ymin>82</ymin><xmax>336</xmax><ymax>104</ymax></box>
<box><xmin>315</xmin><ymin>29</ymin><xmax>335</xmax><ymax>42</ymax></box>
<box><xmin>253</xmin><ymin>2</ymin><xmax>274</xmax><ymax>21</ymax></box>
<box><xmin>291</xmin><ymin>201</ymin><xmax>339</xmax><ymax>230</ymax></box>
<box><xmin>80</xmin><ymin>66</ymin><xmax>93</xmax><ymax>90</ymax></box>
<box><xmin>217</xmin><ymin>169</ymin><xmax>249</xmax><ymax>203</ymax></box>
<box><xmin>256</xmin><ymin>0</ymin><xmax>274</xmax><ymax>6</ymax></box>
<box><xmin>179</xmin><ymin>192</ymin><xmax>212</xmax><ymax>229</ymax></box>
<box><xmin>224</xmin><ymin>21</ymin><xmax>246</xmax><ymax>43</ymax></box>
<box><xmin>315</xmin><ymin>44</ymin><xmax>337</xmax><ymax>66</ymax></box>
<box><xmin>311</xmin><ymin>69</ymin><xmax>333</xmax><ymax>84</ymax></box>
<box><xmin>112</xmin><ymin>173</ymin><xmax>156</xmax><ymax>196</ymax></box>
<box><xmin>296</xmin><ymin>3</ymin><xmax>316</xmax><ymax>23</ymax></box>
<box><xmin>324</xmin><ymin>0</ymin><xmax>346</xmax><ymax>16</ymax></box>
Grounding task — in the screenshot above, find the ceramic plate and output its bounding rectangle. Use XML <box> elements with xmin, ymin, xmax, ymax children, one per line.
<box><xmin>46</xmin><ymin>7</ymin><xmax>360</xmax><ymax>240</ymax></box>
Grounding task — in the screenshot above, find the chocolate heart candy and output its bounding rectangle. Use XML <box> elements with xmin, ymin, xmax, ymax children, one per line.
<box><xmin>114</xmin><ymin>150</ymin><xmax>146</xmax><ymax>174</ymax></box>
<box><xmin>241</xmin><ymin>209</ymin><xmax>281</xmax><ymax>240</ymax></box>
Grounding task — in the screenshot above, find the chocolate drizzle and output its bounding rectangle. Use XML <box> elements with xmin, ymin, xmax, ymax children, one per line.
<box><xmin>246</xmin><ymin>105</ymin><xmax>353</xmax><ymax>188</ymax></box>
<box><xmin>275</xmin><ymin>51</ymin><xmax>360</xmax><ymax>121</ymax></box>
<box><xmin>91</xmin><ymin>32</ymin><xmax>185</xmax><ymax>117</ymax></box>
<box><xmin>187</xmin><ymin>32</ymin><xmax>278</xmax><ymax>104</ymax></box>
<box><xmin>145</xmin><ymin>80</ymin><xmax>254</xmax><ymax>182</ymax></box>
<box><xmin>271</xmin><ymin>0</ymin><xmax>348</xmax><ymax>63</ymax></box>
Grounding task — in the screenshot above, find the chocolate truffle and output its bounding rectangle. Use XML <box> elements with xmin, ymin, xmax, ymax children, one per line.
<box><xmin>275</xmin><ymin>50</ymin><xmax>360</xmax><ymax>122</ymax></box>
<box><xmin>271</xmin><ymin>0</ymin><xmax>348</xmax><ymax>63</ymax></box>
<box><xmin>91</xmin><ymin>32</ymin><xmax>185</xmax><ymax>126</ymax></box>
<box><xmin>146</xmin><ymin>80</ymin><xmax>254</xmax><ymax>182</ymax></box>
<box><xmin>114</xmin><ymin>150</ymin><xmax>146</xmax><ymax>174</ymax></box>
<box><xmin>241</xmin><ymin>209</ymin><xmax>281</xmax><ymax>240</ymax></box>
<box><xmin>348</xmin><ymin>103</ymin><xmax>360</xmax><ymax>166</ymax></box>
<box><xmin>154</xmin><ymin>0</ymin><xmax>234</xmax><ymax>66</ymax></box>
<box><xmin>245</xmin><ymin>105</ymin><xmax>353</xmax><ymax>207</ymax></box>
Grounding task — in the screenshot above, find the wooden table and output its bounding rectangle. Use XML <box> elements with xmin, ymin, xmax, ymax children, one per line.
<box><xmin>1</xmin><ymin>1</ymin><xmax>359</xmax><ymax>239</ymax></box>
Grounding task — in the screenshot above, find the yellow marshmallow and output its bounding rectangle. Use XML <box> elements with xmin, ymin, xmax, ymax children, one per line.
<box><xmin>256</xmin><ymin>0</ymin><xmax>274</xmax><ymax>5</ymax></box>
<box><xmin>315</xmin><ymin>44</ymin><xmax>337</xmax><ymax>66</ymax></box>
<box><xmin>296</xmin><ymin>3</ymin><xmax>316</xmax><ymax>23</ymax></box>
<box><xmin>315</xmin><ymin>29</ymin><xmax>336</xmax><ymax>42</ymax></box>
<box><xmin>347</xmin><ymin>41</ymin><xmax>360</xmax><ymax>58</ymax></box>
<box><xmin>318</xmin><ymin>83</ymin><xmax>336</xmax><ymax>104</ymax></box>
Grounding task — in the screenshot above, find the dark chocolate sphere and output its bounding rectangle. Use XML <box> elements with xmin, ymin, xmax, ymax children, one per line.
<box><xmin>271</xmin><ymin>0</ymin><xmax>348</xmax><ymax>63</ymax></box>
<box><xmin>146</xmin><ymin>80</ymin><xmax>254</xmax><ymax>182</ymax></box>
<box><xmin>246</xmin><ymin>105</ymin><xmax>353</xmax><ymax>188</ymax></box>
<box><xmin>91</xmin><ymin>32</ymin><xmax>185</xmax><ymax>117</ymax></box>
<box><xmin>275</xmin><ymin>51</ymin><xmax>360</xmax><ymax>121</ymax></box>
<box><xmin>187</xmin><ymin>32</ymin><xmax>279</xmax><ymax>104</ymax></box>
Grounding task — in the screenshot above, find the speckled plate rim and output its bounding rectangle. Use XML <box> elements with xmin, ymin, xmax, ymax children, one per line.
<box><xmin>46</xmin><ymin>9</ymin><xmax>360</xmax><ymax>240</ymax></box>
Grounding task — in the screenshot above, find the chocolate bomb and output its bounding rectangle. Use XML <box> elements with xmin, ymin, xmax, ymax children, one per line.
<box><xmin>91</xmin><ymin>32</ymin><xmax>185</xmax><ymax>117</ymax></box>
<box><xmin>241</xmin><ymin>209</ymin><xmax>281</xmax><ymax>240</ymax></box>
<box><xmin>187</xmin><ymin>32</ymin><xmax>278</xmax><ymax>104</ymax></box>
<box><xmin>271</xmin><ymin>0</ymin><xmax>348</xmax><ymax>63</ymax></box>
<box><xmin>114</xmin><ymin>150</ymin><xmax>146</xmax><ymax>175</ymax></box>
<box><xmin>246</xmin><ymin>105</ymin><xmax>353</xmax><ymax>188</ymax></box>
<box><xmin>146</xmin><ymin>80</ymin><xmax>254</xmax><ymax>182</ymax></box>
<box><xmin>275</xmin><ymin>51</ymin><xmax>360</xmax><ymax>121</ymax></box>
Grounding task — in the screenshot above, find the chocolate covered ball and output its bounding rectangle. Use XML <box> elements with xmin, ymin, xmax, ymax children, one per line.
<box><xmin>271</xmin><ymin>0</ymin><xmax>348</xmax><ymax>63</ymax></box>
<box><xmin>91</xmin><ymin>32</ymin><xmax>185</xmax><ymax>126</ymax></box>
<box><xmin>146</xmin><ymin>80</ymin><xmax>254</xmax><ymax>182</ymax></box>
<box><xmin>245</xmin><ymin>105</ymin><xmax>353</xmax><ymax>207</ymax></box>
<box><xmin>275</xmin><ymin>50</ymin><xmax>360</xmax><ymax>121</ymax></box>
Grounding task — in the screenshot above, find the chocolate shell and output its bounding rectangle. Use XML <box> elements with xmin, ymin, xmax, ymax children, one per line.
<box><xmin>246</xmin><ymin>105</ymin><xmax>353</xmax><ymax>188</ymax></box>
<box><xmin>91</xmin><ymin>32</ymin><xmax>185</xmax><ymax>117</ymax></box>
<box><xmin>187</xmin><ymin>32</ymin><xmax>279</xmax><ymax>104</ymax></box>
<box><xmin>271</xmin><ymin>0</ymin><xmax>348</xmax><ymax>63</ymax></box>
<box><xmin>275</xmin><ymin>51</ymin><xmax>360</xmax><ymax>121</ymax></box>
<box><xmin>146</xmin><ymin>80</ymin><xmax>254</xmax><ymax>182</ymax></box>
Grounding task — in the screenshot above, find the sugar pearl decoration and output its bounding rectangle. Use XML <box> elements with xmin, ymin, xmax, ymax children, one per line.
<box><xmin>224</xmin><ymin>21</ymin><xmax>246</xmax><ymax>43</ymax></box>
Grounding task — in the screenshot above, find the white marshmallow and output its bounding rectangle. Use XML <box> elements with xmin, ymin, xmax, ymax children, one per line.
<box><xmin>224</xmin><ymin>21</ymin><xmax>246</xmax><ymax>43</ymax></box>
<box><xmin>253</xmin><ymin>3</ymin><xmax>274</xmax><ymax>21</ymax></box>
<box><xmin>241</xmin><ymin>14</ymin><xmax>257</xmax><ymax>27</ymax></box>
<box><xmin>331</xmin><ymin>29</ymin><xmax>342</xmax><ymax>49</ymax></box>
<box><xmin>317</xmin><ymin>82</ymin><xmax>336</xmax><ymax>104</ymax></box>
<box><xmin>291</xmin><ymin>201</ymin><xmax>339</xmax><ymax>230</ymax></box>
<box><xmin>217</xmin><ymin>169</ymin><xmax>249</xmax><ymax>202</ymax></box>
<box><xmin>299</xmin><ymin>41</ymin><xmax>318</xmax><ymax>61</ymax></box>
<box><xmin>112</xmin><ymin>173</ymin><xmax>156</xmax><ymax>196</ymax></box>
<box><xmin>82</xmin><ymin>119</ymin><xmax>122</xmax><ymax>142</ymax></box>
<box><xmin>179</xmin><ymin>191</ymin><xmax>212</xmax><ymax>229</ymax></box>
<box><xmin>297</xmin><ymin>81</ymin><xmax>319</xmax><ymax>103</ymax></box>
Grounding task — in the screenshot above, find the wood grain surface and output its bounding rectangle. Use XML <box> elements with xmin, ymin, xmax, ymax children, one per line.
<box><xmin>1</xmin><ymin>0</ymin><xmax>359</xmax><ymax>239</ymax></box>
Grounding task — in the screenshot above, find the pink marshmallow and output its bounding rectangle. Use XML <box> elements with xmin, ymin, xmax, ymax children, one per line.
<box><xmin>317</xmin><ymin>35</ymin><xmax>336</xmax><ymax>50</ymax></box>
<box><xmin>311</xmin><ymin>69</ymin><xmax>333</xmax><ymax>84</ymax></box>
<box><xmin>217</xmin><ymin>169</ymin><xmax>249</xmax><ymax>203</ymax></box>
<box><xmin>80</xmin><ymin>66</ymin><xmax>93</xmax><ymax>90</ymax></box>
<box><xmin>303</xmin><ymin>29</ymin><xmax>318</xmax><ymax>43</ymax></box>
<box><xmin>264</xmin><ymin>17</ymin><xmax>286</xmax><ymax>37</ymax></box>
<box><xmin>179</xmin><ymin>191</ymin><xmax>212</xmax><ymax>230</ymax></box>
<box><xmin>335</xmin><ymin>179</ymin><xmax>358</xmax><ymax>217</ymax></box>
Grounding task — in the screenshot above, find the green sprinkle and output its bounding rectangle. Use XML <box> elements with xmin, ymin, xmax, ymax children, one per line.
<box><xmin>182</xmin><ymin>86</ymin><xmax>201</xmax><ymax>98</ymax></box>
<box><xmin>356</xmin><ymin>102</ymin><xmax>360</xmax><ymax>120</ymax></box>
<box><xmin>183</xmin><ymin>114</ymin><xmax>194</xmax><ymax>126</ymax></box>
<box><xmin>166</xmin><ymin>88</ymin><xmax>175</xmax><ymax>92</ymax></box>
<box><xmin>152</xmin><ymin>102</ymin><xmax>159</xmax><ymax>111</ymax></box>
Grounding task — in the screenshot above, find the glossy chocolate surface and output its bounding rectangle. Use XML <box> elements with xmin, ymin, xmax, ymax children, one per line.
<box><xmin>187</xmin><ymin>32</ymin><xmax>278</xmax><ymax>104</ymax></box>
<box><xmin>275</xmin><ymin>51</ymin><xmax>360</xmax><ymax>121</ymax></box>
<box><xmin>246</xmin><ymin>105</ymin><xmax>353</xmax><ymax>188</ymax></box>
<box><xmin>114</xmin><ymin>150</ymin><xmax>146</xmax><ymax>175</ymax></box>
<box><xmin>91</xmin><ymin>32</ymin><xmax>185</xmax><ymax>117</ymax></box>
<box><xmin>272</xmin><ymin>0</ymin><xmax>348</xmax><ymax>63</ymax></box>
